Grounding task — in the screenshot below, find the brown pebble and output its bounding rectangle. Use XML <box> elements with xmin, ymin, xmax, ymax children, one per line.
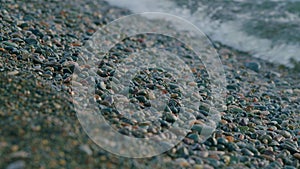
<box><xmin>293</xmin><ymin>153</ymin><xmax>300</xmax><ymax>160</ymax></box>
<box><xmin>220</xmin><ymin>119</ymin><xmax>228</xmax><ymax>125</ymax></box>
<box><xmin>194</xmin><ymin>164</ymin><xmax>203</xmax><ymax>169</ymax></box>
<box><xmin>59</xmin><ymin>159</ymin><xmax>66</xmax><ymax>166</ymax></box>
<box><xmin>253</xmin><ymin>97</ymin><xmax>259</xmax><ymax>102</ymax></box>
<box><xmin>260</xmin><ymin>154</ymin><xmax>275</xmax><ymax>161</ymax></box>
<box><xmin>11</xmin><ymin>145</ymin><xmax>19</xmax><ymax>152</ymax></box>
<box><xmin>225</xmin><ymin>136</ymin><xmax>234</xmax><ymax>142</ymax></box>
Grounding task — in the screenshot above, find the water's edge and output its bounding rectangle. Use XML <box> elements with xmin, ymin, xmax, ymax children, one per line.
<box><xmin>105</xmin><ymin>0</ymin><xmax>300</xmax><ymax>69</ymax></box>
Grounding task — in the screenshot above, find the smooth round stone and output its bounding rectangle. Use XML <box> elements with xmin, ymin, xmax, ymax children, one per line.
<box><xmin>169</xmin><ymin>83</ymin><xmax>179</xmax><ymax>89</ymax></box>
<box><xmin>210</xmin><ymin>137</ymin><xmax>218</xmax><ymax>146</ymax></box>
<box><xmin>6</xmin><ymin>160</ymin><xmax>26</xmax><ymax>169</ymax></box>
<box><xmin>260</xmin><ymin>154</ymin><xmax>275</xmax><ymax>161</ymax></box>
<box><xmin>229</xmin><ymin>106</ymin><xmax>244</xmax><ymax>114</ymax></box>
<box><xmin>225</xmin><ymin>136</ymin><xmax>235</xmax><ymax>143</ymax></box>
<box><xmin>191</xmin><ymin>124</ymin><xmax>202</xmax><ymax>134</ymax></box>
<box><xmin>239</xmin><ymin>118</ymin><xmax>249</xmax><ymax>126</ymax></box>
<box><xmin>118</xmin><ymin>128</ymin><xmax>130</xmax><ymax>135</ymax></box>
<box><xmin>254</xmin><ymin>105</ymin><xmax>268</xmax><ymax>111</ymax></box>
<box><xmin>24</xmin><ymin>38</ymin><xmax>38</xmax><ymax>45</ymax></box>
<box><xmin>159</xmin><ymin>119</ymin><xmax>170</xmax><ymax>128</ymax></box>
<box><xmin>259</xmin><ymin>135</ymin><xmax>272</xmax><ymax>144</ymax></box>
<box><xmin>226</xmin><ymin>84</ymin><xmax>239</xmax><ymax>91</ymax></box>
<box><xmin>222</xmin><ymin>155</ymin><xmax>231</xmax><ymax>165</ymax></box>
<box><xmin>3</xmin><ymin>41</ymin><xmax>18</xmax><ymax>47</ymax></box>
<box><xmin>245</xmin><ymin>61</ymin><xmax>261</xmax><ymax>72</ymax></box>
<box><xmin>238</xmin><ymin>126</ymin><xmax>249</xmax><ymax>133</ymax></box>
<box><xmin>132</xmin><ymin>130</ymin><xmax>145</xmax><ymax>138</ymax></box>
<box><xmin>199</xmin><ymin>103</ymin><xmax>210</xmax><ymax>112</ymax></box>
<box><xmin>136</xmin><ymin>96</ymin><xmax>147</xmax><ymax>103</ymax></box>
<box><xmin>79</xmin><ymin>144</ymin><xmax>93</xmax><ymax>156</ymax></box>
<box><xmin>206</xmin><ymin>158</ymin><xmax>221</xmax><ymax>167</ymax></box>
<box><xmin>281</xmin><ymin>143</ymin><xmax>299</xmax><ymax>154</ymax></box>
<box><xmin>265</xmin><ymin>162</ymin><xmax>282</xmax><ymax>169</ymax></box>
<box><xmin>204</xmin><ymin>137</ymin><xmax>218</xmax><ymax>146</ymax></box>
<box><xmin>240</xmin><ymin>155</ymin><xmax>251</xmax><ymax>162</ymax></box>
<box><xmin>249</xmin><ymin>132</ymin><xmax>258</xmax><ymax>139</ymax></box>
<box><xmin>137</xmin><ymin>89</ymin><xmax>147</xmax><ymax>96</ymax></box>
<box><xmin>199</xmin><ymin>110</ymin><xmax>209</xmax><ymax>116</ymax></box>
<box><xmin>170</xmin><ymin>106</ymin><xmax>179</xmax><ymax>114</ymax></box>
<box><xmin>293</xmin><ymin>153</ymin><xmax>300</xmax><ymax>160</ymax></box>
<box><xmin>241</xmin><ymin>148</ymin><xmax>254</xmax><ymax>156</ymax></box>
<box><xmin>269</xmin><ymin>141</ymin><xmax>280</xmax><ymax>146</ymax></box>
<box><xmin>195</xmin><ymin>151</ymin><xmax>208</xmax><ymax>159</ymax></box>
<box><xmin>217</xmin><ymin>144</ymin><xmax>226</xmax><ymax>151</ymax></box>
<box><xmin>164</xmin><ymin>112</ymin><xmax>177</xmax><ymax>123</ymax></box>
<box><xmin>247</xmin><ymin>146</ymin><xmax>259</xmax><ymax>155</ymax></box>
<box><xmin>176</xmin><ymin>147</ymin><xmax>189</xmax><ymax>157</ymax></box>
<box><xmin>274</xmin><ymin>135</ymin><xmax>285</xmax><ymax>142</ymax></box>
<box><xmin>187</xmin><ymin>133</ymin><xmax>199</xmax><ymax>142</ymax></box>
<box><xmin>217</xmin><ymin>137</ymin><xmax>228</xmax><ymax>145</ymax></box>
<box><xmin>280</xmin><ymin>130</ymin><xmax>292</xmax><ymax>138</ymax></box>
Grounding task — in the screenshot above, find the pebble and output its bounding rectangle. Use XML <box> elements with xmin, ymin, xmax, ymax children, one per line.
<box><xmin>217</xmin><ymin>137</ymin><xmax>228</xmax><ymax>145</ymax></box>
<box><xmin>79</xmin><ymin>144</ymin><xmax>93</xmax><ymax>156</ymax></box>
<box><xmin>281</xmin><ymin>141</ymin><xmax>299</xmax><ymax>153</ymax></box>
<box><xmin>188</xmin><ymin>81</ymin><xmax>197</xmax><ymax>86</ymax></box>
<box><xmin>260</xmin><ymin>154</ymin><xmax>275</xmax><ymax>161</ymax></box>
<box><xmin>176</xmin><ymin>147</ymin><xmax>189</xmax><ymax>157</ymax></box>
<box><xmin>198</xmin><ymin>151</ymin><xmax>209</xmax><ymax>158</ymax></box>
<box><xmin>259</xmin><ymin>134</ymin><xmax>272</xmax><ymax>144</ymax></box>
<box><xmin>280</xmin><ymin>130</ymin><xmax>292</xmax><ymax>138</ymax></box>
<box><xmin>241</xmin><ymin>148</ymin><xmax>254</xmax><ymax>156</ymax></box>
<box><xmin>175</xmin><ymin>158</ymin><xmax>190</xmax><ymax>167</ymax></box>
<box><xmin>9</xmin><ymin>151</ymin><xmax>30</xmax><ymax>159</ymax></box>
<box><xmin>6</xmin><ymin>160</ymin><xmax>26</xmax><ymax>169</ymax></box>
<box><xmin>146</xmin><ymin>91</ymin><xmax>155</xmax><ymax>100</ymax></box>
<box><xmin>191</xmin><ymin>124</ymin><xmax>203</xmax><ymax>134</ymax></box>
<box><xmin>187</xmin><ymin>133</ymin><xmax>199</xmax><ymax>142</ymax></box>
<box><xmin>163</xmin><ymin>112</ymin><xmax>177</xmax><ymax>123</ymax></box>
<box><xmin>227</xmin><ymin>143</ymin><xmax>238</xmax><ymax>152</ymax></box>
<box><xmin>7</xmin><ymin>70</ymin><xmax>19</xmax><ymax>76</ymax></box>
<box><xmin>293</xmin><ymin>153</ymin><xmax>300</xmax><ymax>160</ymax></box>
<box><xmin>24</xmin><ymin>38</ymin><xmax>38</xmax><ymax>45</ymax></box>
<box><xmin>222</xmin><ymin>155</ymin><xmax>231</xmax><ymax>165</ymax></box>
<box><xmin>3</xmin><ymin>41</ymin><xmax>18</xmax><ymax>48</ymax></box>
<box><xmin>225</xmin><ymin>136</ymin><xmax>235</xmax><ymax>143</ymax></box>
<box><xmin>1</xmin><ymin>1</ymin><xmax>300</xmax><ymax>168</ymax></box>
<box><xmin>245</xmin><ymin>61</ymin><xmax>261</xmax><ymax>72</ymax></box>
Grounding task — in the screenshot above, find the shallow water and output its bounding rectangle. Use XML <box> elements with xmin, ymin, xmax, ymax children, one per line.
<box><xmin>106</xmin><ymin>0</ymin><xmax>300</xmax><ymax>67</ymax></box>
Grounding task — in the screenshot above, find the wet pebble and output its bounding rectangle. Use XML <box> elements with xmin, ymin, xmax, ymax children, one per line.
<box><xmin>245</xmin><ymin>61</ymin><xmax>261</xmax><ymax>72</ymax></box>
<box><xmin>241</xmin><ymin>148</ymin><xmax>254</xmax><ymax>156</ymax></box>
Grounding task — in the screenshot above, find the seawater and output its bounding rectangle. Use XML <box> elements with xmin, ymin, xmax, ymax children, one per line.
<box><xmin>106</xmin><ymin>0</ymin><xmax>300</xmax><ymax>67</ymax></box>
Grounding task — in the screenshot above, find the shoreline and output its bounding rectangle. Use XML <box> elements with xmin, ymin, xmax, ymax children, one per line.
<box><xmin>1</xmin><ymin>1</ymin><xmax>299</xmax><ymax>169</ymax></box>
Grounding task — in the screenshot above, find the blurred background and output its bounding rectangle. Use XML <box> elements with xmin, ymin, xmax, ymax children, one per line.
<box><xmin>108</xmin><ymin>0</ymin><xmax>300</xmax><ymax>68</ymax></box>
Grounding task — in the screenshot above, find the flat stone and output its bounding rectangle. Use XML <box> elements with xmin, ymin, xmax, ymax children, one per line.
<box><xmin>6</xmin><ymin>160</ymin><xmax>25</xmax><ymax>169</ymax></box>
<box><xmin>7</xmin><ymin>70</ymin><xmax>19</xmax><ymax>76</ymax></box>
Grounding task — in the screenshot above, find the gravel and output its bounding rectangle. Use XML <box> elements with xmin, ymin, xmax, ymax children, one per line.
<box><xmin>1</xmin><ymin>0</ymin><xmax>300</xmax><ymax>168</ymax></box>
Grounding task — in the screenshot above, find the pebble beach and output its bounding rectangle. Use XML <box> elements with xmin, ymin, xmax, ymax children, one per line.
<box><xmin>1</xmin><ymin>0</ymin><xmax>300</xmax><ymax>169</ymax></box>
